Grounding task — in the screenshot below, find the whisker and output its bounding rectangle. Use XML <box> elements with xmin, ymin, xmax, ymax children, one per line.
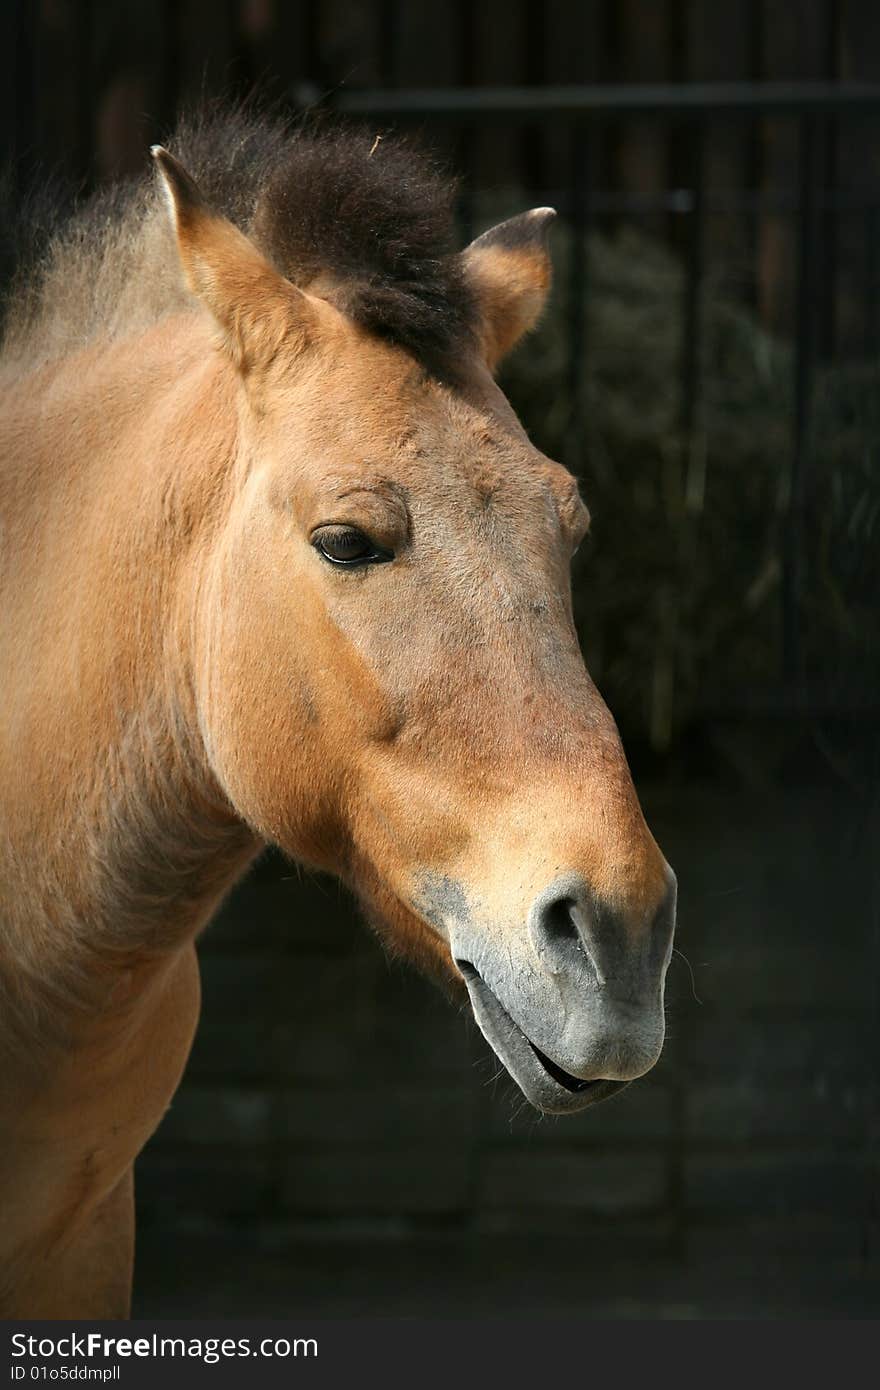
<box><xmin>672</xmin><ymin>946</ymin><xmax>703</xmax><ymax>1005</ymax></box>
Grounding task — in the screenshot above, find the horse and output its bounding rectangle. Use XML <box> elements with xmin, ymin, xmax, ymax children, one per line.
<box><xmin>0</xmin><ymin>111</ymin><xmax>676</xmax><ymax>1317</ymax></box>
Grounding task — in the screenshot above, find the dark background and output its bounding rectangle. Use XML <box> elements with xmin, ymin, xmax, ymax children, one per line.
<box><xmin>4</xmin><ymin>1</ymin><xmax>879</xmax><ymax>1317</ymax></box>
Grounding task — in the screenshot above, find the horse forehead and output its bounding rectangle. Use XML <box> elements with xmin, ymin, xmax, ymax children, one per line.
<box><xmin>409</xmin><ymin>393</ymin><xmax>545</xmax><ymax>499</ymax></box>
<box><xmin>289</xmin><ymin>358</ymin><xmax>549</xmax><ymax>510</ymax></box>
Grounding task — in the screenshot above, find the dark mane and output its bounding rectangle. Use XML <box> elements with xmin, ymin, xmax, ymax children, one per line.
<box><xmin>0</xmin><ymin>108</ymin><xmax>477</xmax><ymax>378</ymax></box>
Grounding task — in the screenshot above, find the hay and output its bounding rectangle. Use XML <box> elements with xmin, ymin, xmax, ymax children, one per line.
<box><xmin>497</xmin><ymin>220</ymin><xmax>879</xmax><ymax>748</ymax></box>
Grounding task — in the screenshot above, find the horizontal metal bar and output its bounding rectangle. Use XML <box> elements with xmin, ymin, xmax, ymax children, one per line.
<box><xmin>329</xmin><ymin>81</ymin><xmax>880</xmax><ymax>120</ymax></box>
<box><xmin>530</xmin><ymin>188</ymin><xmax>880</xmax><ymax>216</ymax></box>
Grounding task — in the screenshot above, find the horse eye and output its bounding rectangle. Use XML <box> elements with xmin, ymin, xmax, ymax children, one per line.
<box><xmin>312</xmin><ymin>525</ymin><xmax>392</xmax><ymax>567</ymax></box>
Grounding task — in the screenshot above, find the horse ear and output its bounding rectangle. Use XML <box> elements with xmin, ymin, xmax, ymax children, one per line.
<box><xmin>151</xmin><ymin>145</ymin><xmax>318</xmax><ymax>374</ymax></box>
<box><xmin>462</xmin><ymin>208</ymin><xmax>556</xmax><ymax>372</ymax></box>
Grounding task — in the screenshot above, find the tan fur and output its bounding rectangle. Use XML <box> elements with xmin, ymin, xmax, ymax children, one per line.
<box><xmin>464</xmin><ymin>242</ymin><xmax>552</xmax><ymax>369</ymax></box>
<box><xmin>0</xmin><ymin>157</ymin><xmax>669</xmax><ymax>1315</ymax></box>
<box><xmin>153</xmin><ymin>147</ymin><xmax>322</xmax><ymax>376</ymax></box>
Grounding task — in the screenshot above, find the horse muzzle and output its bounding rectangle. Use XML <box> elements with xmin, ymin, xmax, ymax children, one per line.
<box><xmin>451</xmin><ymin>870</ymin><xmax>676</xmax><ymax>1114</ymax></box>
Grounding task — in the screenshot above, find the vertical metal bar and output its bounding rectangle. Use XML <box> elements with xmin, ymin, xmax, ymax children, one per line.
<box><xmin>11</xmin><ymin>0</ymin><xmax>37</xmax><ymax>190</ymax></box>
<box><xmin>160</xmin><ymin>0</ymin><xmax>181</xmax><ymax>137</ymax></box>
<box><xmin>680</xmin><ymin>123</ymin><xmax>705</xmax><ymax>474</ymax></box>
<box><xmin>867</xmin><ymin>206</ymin><xmax>879</xmax><ymax>359</ymax></box>
<box><xmin>666</xmin><ymin>8</ymin><xmax>696</xmax><ymax>1254</ymax></box>
<box><xmin>667</xmin><ymin>0</ymin><xmax>686</xmax><ymax>81</ymax></box>
<box><xmin>597</xmin><ymin>0</ymin><xmax>621</xmax><ymax>237</ymax></box>
<box><xmin>819</xmin><ymin>0</ymin><xmax>841</xmax><ymax>359</ymax></box>
<box><xmin>455</xmin><ymin>0</ymin><xmax>476</xmax><ymax>244</ymax></box>
<box><xmin>745</xmin><ymin>0</ymin><xmax>765</xmax><ymax>312</ymax></box>
<box><xmin>784</xmin><ymin>114</ymin><xmax>818</xmax><ymax>686</ymax></box>
<box><xmin>665</xmin><ymin>0</ymin><xmax>688</xmax><ymax>252</ymax></box>
<box><xmin>520</xmin><ymin>0</ymin><xmax>546</xmax><ymax>198</ymax></box>
<box><xmin>227</xmin><ymin>0</ymin><xmax>253</xmax><ymax>96</ymax></box>
<box><xmin>378</xmin><ymin>0</ymin><xmax>400</xmax><ymax>89</ymax></box>
<box><xmin>683</xmin><ymin>127</ymin><xmax>703</xmax><ymax>453</ymax></box>
<box><xmin>653</xmin><ymin>125</ymin><xmax>705</xmax><ymax>750</ymax></box>
<box><xmin>565</xmin><ymin>119</ymin><xmax>590</xmax><ymax>470</ymax></box>
<box><xmin>304</xmin><ymin>0</ymin><xmax>318</xmax><ymax>77</ymax></box>
<box><xmin>75</xmin><ymin>0</ymin><xmax>95</xmax><ymax>185</ymax></box>
<box><xmin>667</xmin><ymin>120</ymin><xmax>706</xmax><ymax>1261</ymax></box>
<box><xmin>868</xmin><ymin>732</ymin><xmax>880</xmax><ymax>1265</ymax></box>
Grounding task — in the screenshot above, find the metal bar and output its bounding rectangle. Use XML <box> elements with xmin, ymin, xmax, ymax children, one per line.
<box><xmin>75</xmin><ymin>0</ymin><xmax>94</xmax><ymax>183</ymax></box>
<box><xmin>783</xmin><ymin>115</ymin><xmax>819</xmax><ymax>684</ymax></box>
<box><xmin>667</xmin><ymin>0</ymin><xmax>694</xmax><ymax>1255</ymax></box>
<box><xmin>668</xmin><ymin>0</ymin><xmax>687</xmax><ymax>83</ymax></box>
<box><xmin>565</xmin><ymin>120</ymin><xmax>590</xmax><ymax>471</ymax></box>
<box><xmin>819</xmin><ymin>0</ymin><xmax>842</xmax><ymax>359</ymax></box>
<box><xmin>867</xmin><ymin>206</ymin><xmax>880</xmax><ymax>359</ymax></box>
<box><xmin>520</xmin><ymin>0</ymin><xmax>546</xmax><ymax>197</ymax></box>
<box><xmin>745</xmin><ymin>0</ymin><xmax>765</xmax><ymax>313</ymax></box>
<box><xmin>869</xmin><ymin>732</ymin><xmax>880</xmax><ymax>1265</ymax></box>
<box><xmin>565</xmin><ymin>187</ymin><xmax>879</xmax><ymax>215</ymax></box>
<box><xmin>378</xmin><ymin>0</ymin><xmax>400</xmax><ymax>89</ymax></box>
<box><xmin>304</xmin><ymin>0</ymin><xmax>321</xmax><ymax>84</ymax></box>
<box><xmin>11</xmin><ymin>0</ymin><xmax>36</xmax><ymax>189</ymax></box>
<box><xmin>332</xmin><ymin>80</ymin><xmax>880</xmax><ymax>120</ymax></box>
<box><xmin>680</xmin><ymin>122</ymin><xmax>705</xmax><ymax>507</ymax></box>
<box><xmin>454</xmin><ymin>0</ymin><xmax>477</xmax><ymax>244</ymax></box>
<box><xmin>665</xmin><ymin>0</ymin><xmax>690</xmax><ymax>250</ymax></box>
<box><xmin>160</xmin><ymin>0</ymin><xmax>181</xmax><ymax>136</ymax></box>
<box><xmin>597</xmin><ymin>0</ymin><xmax>622</xmax><ymax>235</ymax></box>
<box><xmin>227</xmin><ymin>0</ymin><xmax>253</xmax><ymax>95</ymax></box>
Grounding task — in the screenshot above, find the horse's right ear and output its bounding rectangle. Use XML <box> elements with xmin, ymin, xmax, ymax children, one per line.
<box><xmin>152</xmin><ymin>146</ymin><xmax>320</xmax><ymax>374</ymax></box>
<box><xmin>462</xmin><ymin>208</ymin><xmax>556</xmax><ymax>372</ymax></box>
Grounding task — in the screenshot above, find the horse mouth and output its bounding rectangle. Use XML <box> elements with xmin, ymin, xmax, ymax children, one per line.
<box><xmin>456</xmin><ymin>960</ymin><xmax>628</xmax><ymax>1115</ymax></box>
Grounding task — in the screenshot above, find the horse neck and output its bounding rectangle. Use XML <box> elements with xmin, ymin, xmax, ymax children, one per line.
<box><xmin>0</xmin><ymin>318</ymin><xmax>259</xmax><ymax>1058</ymax></box>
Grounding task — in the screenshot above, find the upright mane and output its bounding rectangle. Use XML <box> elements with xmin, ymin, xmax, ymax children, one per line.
<box><xmin>0</xmin><ymin>108</ymin><xmax>477</xmax><ymax>378</ymax></box>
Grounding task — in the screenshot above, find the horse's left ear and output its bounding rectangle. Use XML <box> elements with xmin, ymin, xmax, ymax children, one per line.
<box><xmin>151</xmin><ymin>145</ymin><xmax>322</xmax><ymax>375</ymax></box>
<box><xmin>462</xmin><ymin>208</ymin><xmax>555</xmax><ymax>372</ymax></box>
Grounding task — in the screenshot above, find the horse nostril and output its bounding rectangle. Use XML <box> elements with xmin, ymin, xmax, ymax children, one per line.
<box><xmin>541</xmin><ymin>895</ymin><xmax>581</xmax><ymax>945</ymax></box>
<box><xmin>528</xmin><ymin>878</ymin><xmax>596</xmax><ymax>973</ymax></box>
